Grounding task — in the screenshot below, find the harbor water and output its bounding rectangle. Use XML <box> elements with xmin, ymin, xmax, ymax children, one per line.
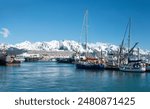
<box><xmin>0</xmin><ymin>62</ymin><xmax>150</xmax><ymax>92</ymax></box>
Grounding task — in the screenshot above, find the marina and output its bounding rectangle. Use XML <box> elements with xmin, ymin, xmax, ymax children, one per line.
<box><xmin>0</xmin><ymin>44</ymin><xmax>150</xmax><ymax>92</ymax></box>
<box><xmin>0</xmin><ymin>1</ymin><xmax>150</xmax><ymax>92</ymax></box>
<box><xmin>1</xmin><ymin>2</ymin><xmax>150</xmax><ymax>109</ymax></box>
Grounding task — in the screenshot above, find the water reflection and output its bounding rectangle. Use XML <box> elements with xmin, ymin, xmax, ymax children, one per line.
<box><xmin>0</xmin><ymin>62</ymin><xmax>150</xmax><ymax>92</ymax></box>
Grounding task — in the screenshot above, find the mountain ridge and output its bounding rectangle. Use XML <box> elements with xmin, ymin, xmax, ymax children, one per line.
<box><xmin>0</xmin><ymin>40</ymin><xmax>149</xmax><ymax>55</ymax></box>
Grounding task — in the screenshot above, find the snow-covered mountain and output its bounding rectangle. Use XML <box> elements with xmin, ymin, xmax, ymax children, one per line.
<box><xmin>1</xmin><ymin>40</ymin><xmax>119</xmax><ymax>52</ymax></box>
<box><xmin>0</xmin><ymin>40</ymin><xmax>149</xmax><ymax>55</ymax></box>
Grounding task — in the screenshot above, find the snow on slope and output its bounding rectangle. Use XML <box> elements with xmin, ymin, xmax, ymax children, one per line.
<box><xmin>14</xmin><ymin>40</ymin><xmax>119</xmax><ymax>52</ymax></box>
<box><xmin>15</xmin><ymin>41</ymin><xmax>60</xmax><ymax>51</ymax></box>
<box><xmin>0</xmin><ymin>40</ymin><xmax>149</xmax><ymax>55</ymax></box>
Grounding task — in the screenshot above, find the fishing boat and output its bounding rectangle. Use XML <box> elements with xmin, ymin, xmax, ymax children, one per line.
<box><xmin>24</xmin><ymin>54</ymin><xmax>42</xmax><ymax>62</ymax></box>
<box><xmin>24</xmin><ymin>57</ymin><xmax>41</xmax><ymax>62</ymax></box>
<box><xmin>75</xmin><ymin>10</ymin><xmax>104</xmax><ymax>70</ymax></box>
<box><xmin>15</xmin><ymin>55</ymin><xmax>25</xmax><ymax>62</ymax></box>
<box><xmin>119</xmin><ymin>59</ymin><xmax>146</xmax><ymax>72</ymax></box>
<box><xmin>76</xmin><ymin>57</ymin><xmax>104</xmax><ymax>69</ymax></box>
<box><xmin>0</xmin><ymin>46</ymin><xmax>21</xmax><ymax>66</ymax></box>
<box><xmin>105</xmin><ymin>52</ymin><xmax>119</xmax><ymax>70</ymax></box>
<box><xmin>119</xmin><ymin>18</ymin><xmax>146</xmax><ymax>72</ymax></box>
<box><xmin>56</xmin><ymin>57</ymin><xmax>75</xmax><ymax>64</ymax></box>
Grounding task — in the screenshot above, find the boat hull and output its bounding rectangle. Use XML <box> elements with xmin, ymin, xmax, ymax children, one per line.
<box><xmin>0</xmin><ymin>59</ymin><xmax>21</xmax><ymax>66</ymax></box>
<box><xmin>105</xmin><ymin>65</ymin><xmax>119</xmax><ymax>70</ymax></box>
<box><xmin>57</xmin><ymin>58</ymin><xmax>75</xmax><ymax>64</ymax></box>
<box><xmin>76</xmin><ymin>63</ymin><xmax>104</xmax><ymax>70</ymax></box>
<box><xmin>24</xmin><ymin>57</ymin><xmax>40</xmax><ymax>62</ymax></box>
<box><xmin>119</xmin><ymin>67</ymin><xmax>146</xmax><ymax>72</ymax></box>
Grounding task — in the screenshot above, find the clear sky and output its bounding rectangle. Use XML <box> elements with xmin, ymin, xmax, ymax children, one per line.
<box><xmin>0</xmin><ymin>0</ymin><xmax>150</xmax><ymax>50</ymax></box>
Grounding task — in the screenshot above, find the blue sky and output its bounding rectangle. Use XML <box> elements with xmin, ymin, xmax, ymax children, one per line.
<box><xmin>0</xmin><ymin>0</ymin><xmax>150</xmax><ymax>49</ymax></box>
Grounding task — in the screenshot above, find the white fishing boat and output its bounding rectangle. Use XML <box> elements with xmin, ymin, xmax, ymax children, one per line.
<box><xmin>119</xmin><ymin>18</ymin><xmax>146</xmax><ymax>72</ymax></box>
<box><xmin>105</xmin><ymin>52</ymin><xmax>119</xmax><ymax>70</ymax></box>
<box><xmin>119</xmin><ymin>60</ymin><xmax>146</xmax><ymax>72</ymax></box>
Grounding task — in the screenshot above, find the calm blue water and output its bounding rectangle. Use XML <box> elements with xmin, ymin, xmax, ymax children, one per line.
<box><xmin>0</xmin><ymin>62</ymin><xmax>150</xmax><ymax>92</ymax></box>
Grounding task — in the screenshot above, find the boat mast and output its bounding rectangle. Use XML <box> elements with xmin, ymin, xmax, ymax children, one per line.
<box><xmin>119</xmin><ymin>20</ymin><xmax>129</xmax><ymax>65</ymax></box>
<box><xmin>81</xmin><ymin>9</ymin><xmax>88</xmax><ymax>57</ymax></box>
<box><xmin>137</xmin><ymin>47</ymin><xmax>140</xmax><ymax>60</ymax></box>
<box><xmin>2</xmin><ymin>44</ymin><xmax>6</xmax><ymax>55</ymax></box>
<box><xmin>128</xmin><ymin>18</ymin><xmax>131</xmax><ymax>61</ymax></box>
<box><xmin>85</xmin><ymin>9</ymin><xmax>88</xmax><ymax>53</ymax></box>
<box><xmin>128</xmin><ymin>18</ymin><xmax>131</xmax><ymax>53</ymax></box>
